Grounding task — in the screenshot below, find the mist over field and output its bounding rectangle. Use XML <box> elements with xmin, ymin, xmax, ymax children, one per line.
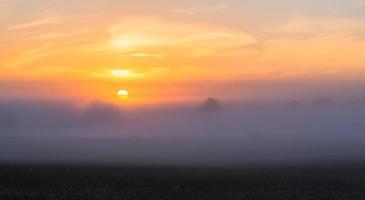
<box><xmin>3</xmin><ymin>1</ymin><xmax>365</xmax><ymax>199</ymax></box>
<box><xmin>1</xmin><ymin>0</ymin><xmax>365</xmax><ymax>167</ymax></box>
<box><xmin>1</xmin><ymin>96</ymin><xmax>365</xmax><ymax>166</ymax></box>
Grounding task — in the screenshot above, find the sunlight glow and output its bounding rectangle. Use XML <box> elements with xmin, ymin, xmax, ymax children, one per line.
<box><xmin>3</xmin><ymin>2</ymin><xmax>365</xmax><ymax>105</ymax></box>
<box><xmin>111</xmin><ymin>69</ymin><xmax>142</xmax><ymax>78</ymax></box>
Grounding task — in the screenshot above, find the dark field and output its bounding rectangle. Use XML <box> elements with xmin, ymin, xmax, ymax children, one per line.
<box><xmin>2</xmin><ymin>163</ymin><xmax>365</xmax><ymax>200</ymax></box>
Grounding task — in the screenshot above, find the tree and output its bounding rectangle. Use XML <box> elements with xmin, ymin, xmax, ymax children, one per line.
<box><xmin>198</xmin><ymin>97</ymin><xmax>221</xmax><ymax>113</ymax></box>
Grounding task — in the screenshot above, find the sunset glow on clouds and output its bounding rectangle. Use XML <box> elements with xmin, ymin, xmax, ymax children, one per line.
<box><xmin>1</xmin><ymin>0</ymin><xmax>365</xmax><ymax>105</ymax></box>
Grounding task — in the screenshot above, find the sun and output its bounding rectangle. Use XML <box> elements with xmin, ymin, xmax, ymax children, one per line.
<box><xmin>117</xmin><ymin>89</ymin><xmax>129</xmax><ymax>100</ymax></box>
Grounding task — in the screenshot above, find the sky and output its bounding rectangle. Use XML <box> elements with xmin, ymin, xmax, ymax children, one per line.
<box><xmin>1</xmin><ymin>0</ymin><xmax>365</xmax><ymax>105</ymax></box>
<box><xmin>1</xmin><ymin>1</ymin><xmax>365</xmax><ymax>165</ymax></box>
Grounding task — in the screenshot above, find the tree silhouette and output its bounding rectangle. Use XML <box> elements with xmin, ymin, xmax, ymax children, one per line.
<box><xmin>198</xmin><ymin>97</ymin><xmax>221</xmax><ymax>113</ymax></box>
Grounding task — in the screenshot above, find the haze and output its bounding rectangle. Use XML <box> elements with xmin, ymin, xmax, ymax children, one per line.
<box><xmin>1</xmin><ymin>0</ymin><xmax>365</xmax><ymax>166</ymax></box>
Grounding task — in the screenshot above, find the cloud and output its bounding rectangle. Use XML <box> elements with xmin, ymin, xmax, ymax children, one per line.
<box><xmin>266</xmin><ymin>15</ymin><xmax>365</xmax><ymax>39</ymax></box>
<box><xmin>250</xmin><ymin>15</ymin><xmax>365</xmax><ymax>76</ymax></box>
<box><xmin>4</xmin><ymin>45</ymin><xmax>54</xmax><ymax>67</ymax></box>
<box><xmin>32</xmin><ymin>29</ymin><xmax>91</xmax><ymax>40</ymax></box>
<box><xmin>108</xmin><ymin>17</ymin><xmax>257</xmax><ymax>57</ymax></box>
<box><xmin>132</xmin><ymin>53</ymin><xmax>165</xmax><ymax>59</ymax></box>
<box><xmin>169</xmin><ymin>4</ymin><xmax>230</xmax><ymax>15</ymax></box>
<box><xmin>7</xmin><ymin>16</ymin><xmax>60</xmax><ymax>30</ymax></box>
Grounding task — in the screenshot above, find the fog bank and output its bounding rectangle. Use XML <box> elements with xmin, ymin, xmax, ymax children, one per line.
<box><xmin>1</xmin><ymin>98</ymin><xmax>365</xmax><ymax>166</ymax></box>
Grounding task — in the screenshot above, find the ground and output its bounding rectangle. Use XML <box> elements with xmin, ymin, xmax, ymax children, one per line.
<box><xmin>1</xmin><ymin>163</ymin><xmax>365</xmax><ymax>200</ymax></box>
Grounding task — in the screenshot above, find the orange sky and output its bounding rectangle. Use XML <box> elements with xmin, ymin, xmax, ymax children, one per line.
<box><xmin>1</xmin><ymin>0</ymin><xmax>365</xmax><ymax>105</ymax></box>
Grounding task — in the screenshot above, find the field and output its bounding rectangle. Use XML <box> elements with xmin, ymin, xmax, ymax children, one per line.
<box><xmin>1</xmin><ymin>163</ymin><xmax>365</xmax><ymax>200</ymax></box>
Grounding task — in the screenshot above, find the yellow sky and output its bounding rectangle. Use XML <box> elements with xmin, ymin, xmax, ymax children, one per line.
<box><xmin>1</xmin><ymin>1</ymin><xmax>365</xmax><ymax>105</ymax></box>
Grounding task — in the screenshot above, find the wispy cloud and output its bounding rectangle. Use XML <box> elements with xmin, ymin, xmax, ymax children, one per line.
<box><xmin>8</xmin><ymin>18</ymin><xmax>58</xmax><ymax>30</ymax></box>
<box><xmin>108</xmin><ymin>18</ymin><xmax>256</xmax><ymax>57</ymax></box>
<box><xmin>8</xmin><ymin>15</ymin><xmax>60</xmax><ymax>30</ymax></box>
<box><xmin>7</xmin><ymin>45</ymin><xmax>53</xmax><ymax>67</ymax></box>
<box><xmin>265</xmin><ymin>15</ymin><xmax>365</xmax><ymax>39</ymax></box>
<box><xmin>251</xmin><ymin>15</ymin><xmax>365</xmax><ymax>75</ymax></box>
<box><xmin>169</xmin><ymin>4</ymin><xmax>230</xmax><ymax>15</ymax></box>
<box><xmin>32</xmin><ymin>29</ymin><xmax>91</xmax><ymax>40</ymax></box>
<box><xmin>132</xmin><ymin>53</ymin><xmax>165</xmax><ymax>59</ymax></box>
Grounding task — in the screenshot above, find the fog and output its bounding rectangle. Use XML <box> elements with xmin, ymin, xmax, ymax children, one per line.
<box><xmin>1</xmin><ymin>97</ymin><xmax>365</xmax><ymax>166</ymax></box>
